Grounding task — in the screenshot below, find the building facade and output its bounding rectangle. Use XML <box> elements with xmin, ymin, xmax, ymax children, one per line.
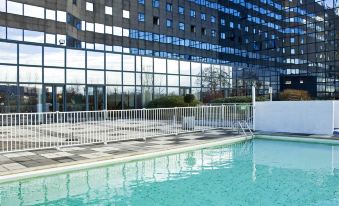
<box><xmin>0</xmin><ymin>0</ymin><xmax>338</xmax><ymax>113</ymax></box>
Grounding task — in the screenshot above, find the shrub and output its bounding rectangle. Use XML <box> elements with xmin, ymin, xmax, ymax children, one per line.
<box><xmin>184</xmin><ymin>94</ymin><xmax>195</xmax><ymax>104</ymax></box>
<box><xmin>210</xmin><ymin>95</ymin><xmax>268</xmax><ymax>104</ymax></box>
<box><xmin>279</xmin><ymin>89</ymin><xmax>311</xmax><ymax>101</ymax></box>
<box><xmin>146</xmin><ymin>96</ymin><xmax>200</xmax><ymax>108</ymax></box>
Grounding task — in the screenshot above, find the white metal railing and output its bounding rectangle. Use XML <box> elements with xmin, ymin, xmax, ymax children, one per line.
<box><xmin>0</xmin><ymin>104</ymin><xmax>253</xmax><ymax>153</ymax></box>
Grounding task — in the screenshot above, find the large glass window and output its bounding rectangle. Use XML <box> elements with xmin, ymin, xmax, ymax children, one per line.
<box><xmin>0</xmin><ymin>42</ymin><xmax>17</xmax><ymax>64</ymax></box>
<box><xmin>107</xmin><ymin>86</ymin><xmax>122</xmax><ymax>110</ymax></box>
<box><xmin>142</xmin><ymin>57</ymin><xmax>153</xmax><ymax>73</ymax></box>
<box><xmin>44</xmin><ymin>47</ymin><xmax>65</xmax><ymax>67</ymax></box>
<box><xmin>19</xmin><ymin>66</ymin><xmax>42</xmax><ymax>83</ymax></box>
<box><xmin>154</xmin><ymin>74</ymin><xmax>166</xmax><ymax>86</ymax></box>
<box><xmin>24</xmin><ymin>4</ymin><xmax>44</xmax><ymax>19</ymax></box>
<box><xmin>180</xmin><ymin>76</ymin><xmax>191</xmax><ymax>87</ymax></box>
<box><xmin>24</xmin><ymin>30</ymin><xmax>44</xmax><ymax>43</ymax></box>
<box><xmin>7</xmin><ymin>1</ymin><xmax>23</xmax><ymax>15</ymax></box>
<box><xmin>66</xmin><ymin>49</ymin><xmax>85</xmax><ymax>68</ymax></box>
<box><xmin>87</xmin><ymin>51</ymin><xmax>104</xmax><ymax>69</ymax></box>
<box><xmin>66</xmin><ymin>85</ymin><xmax>86</xmax><ymax>111</ymax></box>
<box><xmin>168</xmin><ymin>75</ymin><xmax>179</xmax><ymax>86</ymax></box>
<box><xmin>154</xmin><ymin>58</ymin><xmax>166</xmax><ymax>73</ymax></box>
<box><xmin>87</xmin><ymin>70</ymin><xmax>104</xmax><ymax>84</ymax></box>
<box><xmin>106</xmin><ymin>53</ymin><xmax>121</xmax><ymax>70</ymax></box>
<box><xmin>57</xmin><ymin>11</ymin><xmax>67</xmax><ymax>22</ymax></box>
<box><xmin>123</xmin><ymin>72</ymin><xmax>135</xmax><ymax>85</ymax></box>
<box><xmin>123</xmin><ymin>55</ymin><xmax>135</xmax><ymax>71</ymax></box>
<box><xmin>44</xmin><ymin>68</ymin><xmax>65</xmax><ymax>84</ymax></box>
<box><xmin>0</xmin><ymin>84</ymin><xmax>17</xmax><ymax>113</ymax></box>
<box><xmin>191</xmin><ymin>62</ymin><xmax>201</xmax><ymax>76</ymax></box>
<box><xmin>106</xmin><ymin>71</ymin><xmax>121</xmax><ymax>85</ymax></box>
<box><xmin>19</xmin><ymin>84</ymin><xmax>43</xmax><ymax>113</ymax></box>
<box><xmin>66</xmin><ymin>69</ymin><xmax>85</xmax><ymax>84</ymax></box>
<box><xmin>7</xmin><ymin>27</ymin><xmax>23</xmax><ymax>41</ymax></box>
<box><xmin>180</xmin><ymin>61</ymin><xmax>190</xmax><ymax>75</ymax></box>
<box><xmin>123</xmin><ymin>86</ymin><xmax>135</xmax><ymax>109</ymax></box>
<box><xmin>19</xmin><ymin>44</ymin><xmax>42</xmax><ymax>65</ymax></box>
<box><xmin>0</xmin><ymin>65</ymin><xmax>17</xmax><ymax>82</ymax></box>
<box><xmin>167</xmin><ymin>59</ymin><xmax>178</xmax><ymax>74</ymax></box>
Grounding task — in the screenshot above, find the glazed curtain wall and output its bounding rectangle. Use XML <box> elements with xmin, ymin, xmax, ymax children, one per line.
<box><xmin>0</xmin><ymin>41</ymin><xmax>233</xmax><ymax>113</ymax></box>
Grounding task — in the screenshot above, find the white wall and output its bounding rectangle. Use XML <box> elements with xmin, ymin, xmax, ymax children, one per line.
<box><xmin>334</xmin><ymin>101</ymin><xmax>339</xmax><ymax>129</ymax></box>
<box><xmin>255</xmin><ymin>101</ymin><xmax>336</xmax><ymax>135</ymax></box>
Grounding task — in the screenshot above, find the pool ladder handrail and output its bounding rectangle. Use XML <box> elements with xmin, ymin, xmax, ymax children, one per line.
<box><xmin>234</xmin><ymin>120</ymin><xmax>254</xmax><ymax>137</ymax></box>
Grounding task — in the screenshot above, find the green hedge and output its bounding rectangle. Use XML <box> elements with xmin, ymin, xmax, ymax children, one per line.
<box><xmin>146</xmin><ymin>96</ymin><xmax>201</xmax><ymax>108</ymax></box>
<box><xmin>210</xmin><ymin>96</ymin><xmax>268</xmax><ymax>104</ymax></box>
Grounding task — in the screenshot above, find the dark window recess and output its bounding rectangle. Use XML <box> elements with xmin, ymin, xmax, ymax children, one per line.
<box><xmin>240</xmin><ymin>11</ymin><xmax>248</xmax><ymax>20</ymax></box>
<box><xmin>153</xmin><ymin>16</ymin><xmax>159</xmax><ymax>25</ymax></box>
<box><xmin>253</xmin><ymin>42</ymin><xmax>262</xmax><ymax>51</ymax></box>
<box><xmin>66</xmin><ymin>36</ymin><xmax>81</xmax><ymax>48</ymax></box>
<box><xmin>67</xmin><ymin>14</ymin><xmax>81</xmax><ymax>30</ymax></box>
<box><xmin>238</xmin><ymin>36</ymin><xmax>242</xmax><ymax>43</ymax></box>
<box><xmin>201</xmin><ymin>28</ymin><xmax>206</xmax><ymax>35</ymax></box>
<box><xmin>229</xmin><ymin>32</ymin><xmax>235</xmax><ymax>41</ymax></box>
<box><xmin>72</xmin><ymin>0</ymin><xmax>77</xmax><ymax>5</ymax></box>
<box><xmin>191</xmin><ymin>25</ymin><xmax>196</xmax><ymax>33</ymax></box>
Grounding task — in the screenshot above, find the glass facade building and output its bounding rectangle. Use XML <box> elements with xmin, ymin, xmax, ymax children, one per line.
<box><xmin>0</xmin><ymin>0</ymin><xmax>338</xmax><ymax>113</ymax></box>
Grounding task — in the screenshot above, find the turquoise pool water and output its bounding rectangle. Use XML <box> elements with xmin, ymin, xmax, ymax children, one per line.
<box><xmin>0</xmin><ymin>139</ymin><xmax>339</xmax><ymax>206</ymax></box>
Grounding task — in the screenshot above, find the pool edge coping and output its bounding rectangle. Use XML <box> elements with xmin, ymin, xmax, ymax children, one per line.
<box><xmin>0</xmin><ymin>135</ymin><xmax>251</xmax><ymax>184</ymax></box>
<box><xmin>255</xmin><ymin>134</ymin><xmax>339</xmax><ymax>144</ymax></box>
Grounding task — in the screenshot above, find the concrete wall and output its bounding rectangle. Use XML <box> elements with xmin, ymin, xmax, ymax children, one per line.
<box><xmin>255</xmin><ymin>101</ymin><xmax>336</xmax><ymax>135</ymax></box>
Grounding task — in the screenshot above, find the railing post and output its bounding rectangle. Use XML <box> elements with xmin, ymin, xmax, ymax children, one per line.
<box><xmin>221</xmin><ymin>104</ymin><xmax>225</xmax><ymax>128</ymax></box>
<box><xmin>56</xmin><ymin>111</ymin><xmax>60</xmax><ymax>150</ymax></box>
<box><xmin>174</xmin><ymin>107</ymin><xmax>178</xmax><ymax>135</ymax></box>
<box><xmin>143</xmin><ymin>108</ymin><xmax>146</xmax><ymax>141</ymax></box>
<box><xmin>104</xmin><ymin>110</ymin><xmax>108</xmax><ymax>145</ymax></box>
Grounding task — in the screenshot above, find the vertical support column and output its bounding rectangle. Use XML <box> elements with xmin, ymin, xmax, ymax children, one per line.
<box><xmin>252</xmin><ymin>85</ymin><xmax>256</xmax><ymax>131</ymax></box>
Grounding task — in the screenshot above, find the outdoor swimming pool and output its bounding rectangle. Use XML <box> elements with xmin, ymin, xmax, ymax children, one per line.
<box><xmin>0</xmin><ymin>138</ymin><xmax>338</xmax><ymax>205</ymax></box>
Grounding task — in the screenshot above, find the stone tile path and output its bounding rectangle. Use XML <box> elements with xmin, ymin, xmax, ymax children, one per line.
<box><xmin>0</xmin><ymin>129</ymin><xmax>245</xmax><ymax>176</ymax></box>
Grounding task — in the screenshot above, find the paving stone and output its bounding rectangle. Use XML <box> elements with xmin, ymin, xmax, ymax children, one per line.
<box><xmin>3</xmin><ymin>152</ymin><xmax>36</xmax><ymax>158</ymax></box>
<box><xmin>2</xmin><ymin>163</ymin><xmax>26</xmax><ymax>170</ymax></box>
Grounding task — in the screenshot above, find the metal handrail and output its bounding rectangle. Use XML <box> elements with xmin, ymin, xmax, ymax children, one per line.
<box><xmin>233</xmin><ymin>121</ymin><xmax>254</xmax><ymax>137</ymax></box>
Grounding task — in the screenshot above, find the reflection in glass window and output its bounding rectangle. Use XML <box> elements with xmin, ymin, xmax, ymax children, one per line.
<box><xmin>168</xmin><ymin>87</ymin><xmax>179</xmax><ymax>95</ymax></box>
<box><xmin>105</xmin><ymin>26</ymin><xmax>112</xmax><ymax>34</ymax></box>
<box><xmin>0</xmin><ymin>26</ymin><xmax>5</xmax><ymax>39</ymax></box>
<box><xmin>180</xmin><ymin>61</ymin><xmax>190</xmax><ymax>75</ymax></box>
<box><xmin>7</xmin><ymin>27</ymin><xmax>23</xmax><ymax>41</ymax></box>
<box><xmin>154</xmin><ymin>74</ymin><xmax>166</xmax><ymax>86</ymax></box>
<box><xmin>167</xmin><ymin>59</ymin><xmax>178</xmax><ymax>74</ymax></box>
<box><xmin>105</xmin><ymin>6</ymin><xmax>112</xmax><ymax>15</ymax></box>
<box><xmin>123</xmin><ymin>10</ymin><xmax>130</xmax><ymax>18</ymax></box>
<box><xmin>44</xmin><ymin>68</ymin><xmax>65</xmax><ymax>83</ymax></box>
<box><xmin>87</xmin><ymin>51</ymin><xmax>104</xmax><ymax>69</ymax></box>
<box><xmin>86</xmin><ymin>22</ymin><xmax>94</xmax><ymax>32</ymax></box>
<box><xmin>142</xmin><ymin>57</ymin><xmax>153</xmax><ymax>73</ymax></box>
<box><xmin>106</xmin><ymin>53</ymin><xmax>121</xmax><ymax>70</ymax></box>
<box><xmin>95</xmin><ymin>23</ymin><xmax>104</xmax><ymax>33</ymax></box>
<box><xmin>66</xmin><ymin>69</ymin><xmax>85</xmax><ymax>84</ymax></box>
<box><xmin>87</xmin><ymin>70</ymin><xmax>104</xmax><ymax>84</ymax></box>
<box><xmin>86</xmin><ymin>2</ymin><xmax>93</xmax><ymax>11</ymax></box>
<box><xmin>154</xmin><ymin>58</ymin><xmax>166</xmax><ymax>73</ymax></box>
<box><xmin>24</xmin><ymin>4</ymin><xmax>44</xmax><ymax>19</ymax></box>
<box><xmin>136</xmin><ymin>56</ymin><xmax>142</xmax><ymax>72</ymax></box>
<box><xmin>0</xmin><ymin>0</ymin><xmax>6</xmax><ymax>12</ymax></box>
<box><xmin>0</xmin><ymin>42</ymin><xmax>17</xmax><ymax>64</ymax></box>
<box><xmin>107</xmin><ymin>86</ymin><xmax>122</xmax><ymax>110</ymax></box>
<box><xmin>0</xmin><ymin>65</ymin><xmax>17</xmax><ymax>82</ymax></box>
<box><xmin>180</xmin><ymin>76</ymin><xmax>191</xmax><ymax>87</ymax></box>
<box><xmin>66</xmin><ymin>49</ymin><xmax>85</xmax><ymax>68</ymax></box>
<box><xmin>168</xmin><ymin>75</ymin><xmax>179</xmax><ymax>86</ymax></box>
<box><xmin>0</xmin><ymin>84</ymin><xmax>17</xmax><ymax>113</ymax></box>
<box><xmin>46</xmin><ymin>9</ymin><xmax>56</xmax><ymax>20</ymax></box>
<box><xmin>24</xmin><ymin>30</ymin><xmax>44</xmax><ymax>43</ymax></box>
<box><xmin>142</xmin><ymin>86</ymin><xmax>152</xmax><ymax>106</ymax></box>
<box><xmin>19</xmin><ymin>44</ymin><xmax>42</xmax><ymax>65</ymax></box>
<box><xmin>191</xmin><ymin>62</ymin><xmax>201</xmax><ymax>76</ymax></box>
<box><xmin>45</xmin><ymin>33</ymin><xmax>56</xmax><ymax>44</ymax></box>
<box><xmin>113</xmin><ymin>26</ymin><xmax>122</xmax><ymax>36</ymax></box>
<box><xmin>123</xmin><ymin>86</ymin><xmax>135</xmax><ymax>109</ymax></box>
<box><xmin>106</xmin><ymin>71</ymin><xmax>121</xmax><ymax>84</ymax></box>
<box><xmin>154</xmin><ymin>87</ymin><xmax>166</xmax><ymax>99</ymax></box>
<box><xmin>7</xmin><ymin>1</ymin><xmax>23</xmax><ymax>15</ymax></box>
<box><xmin>57</xmin><ymin>34</ymin><xmax>66</xmax><ymax>46</ymax></box>
<box><xmin>19</xmin><ymin>84</ymin><xmax>43</xmax><ymax>113</ymax></box>
<box><xmin>123</xmin><ymin>55</ymin><xmax>135</xmax><ymax>71</ymax></box>
<box><xmin>192</xmin><ymin>76</ymin><xmax>201</xmax><ymax>87</ymax></box>
<box><xmin>123</xmin><ymin>72</ymin><xmax>135</xmax><ymax>85</ymax></box>
<box><xmin>57</xmin><ymin>11</ymin><xmax>67</xmax><ymax>22</ymax></box>
<box><xmin>44</xmin><ymin>47</ymin><xmax>64</xmax><ymax>67</ymax></box>
<box><xmin>66</xmin><ymin>85</ymin><xmax>86</xmax><ymax>111</ymax></box>
<box><xmin>19</xmin><ymin>66</ymin><xmax>42</xmax><ymax>83</ymax></box>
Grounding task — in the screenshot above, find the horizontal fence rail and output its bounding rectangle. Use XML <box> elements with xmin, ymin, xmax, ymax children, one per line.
<box><xmin>0</xmin><ymin>105</ymin><xmax>253</xmax><ymax>153</ymax></box>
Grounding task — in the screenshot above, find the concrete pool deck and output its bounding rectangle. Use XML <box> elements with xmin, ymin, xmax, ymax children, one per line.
<box><xmin>0</xmin><ymin>129</ymin><xmax>247</xmax><ymax>180</ymax></box>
